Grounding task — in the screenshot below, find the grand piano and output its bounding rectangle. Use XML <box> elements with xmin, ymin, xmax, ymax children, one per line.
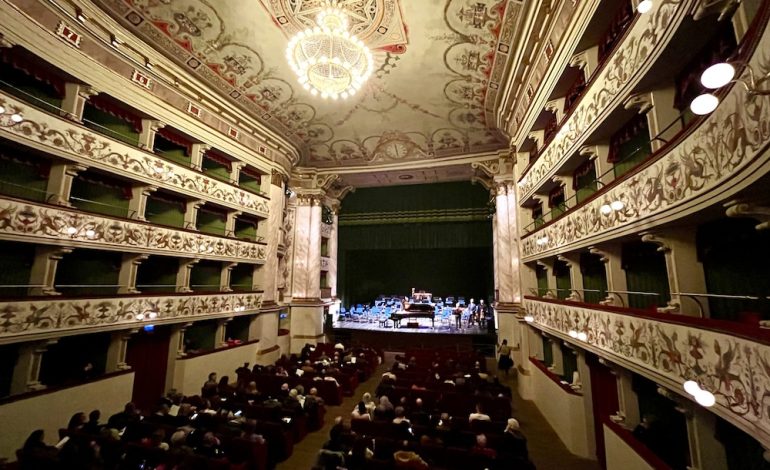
<box><xmin>390</xmin><ymin>290</ymin><xmax>435</xmax><ymax>328</ymax></box>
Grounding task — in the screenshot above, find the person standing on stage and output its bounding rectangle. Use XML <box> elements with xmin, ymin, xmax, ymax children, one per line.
<box><xmin>453</xmin><ymin>302</ymin><xmax>463</xmax><ymax>329</ymax></box>
<box><xmin>467</xmin><ymin>298</ymin><xmax>477</xmax><ymax>327</ymax></box>
<box><xmin>478</xmin><ymin>299</ymin><xmax>488</xmax><ymax>329</ymax></box>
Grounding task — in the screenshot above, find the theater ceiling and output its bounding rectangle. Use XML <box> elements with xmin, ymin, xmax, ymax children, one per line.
<box><xmin>94</xmin><ymin>0</ymin><xmax>526</xmax><ymax>169</ymax></box>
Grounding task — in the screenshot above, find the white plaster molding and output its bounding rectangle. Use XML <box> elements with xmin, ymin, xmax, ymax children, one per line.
<box><xmin>0</xmin><ymin>92</ymin><xmax>269</xmax><ymax>218</ymax></box>
<box><xmin>0</xmin><ymin>291</ymin><xmax>263</xmax><ymax>343</ymax></box>
<box><xmin>0</xmin><ymin>197</ymin><xmax>266</xmax><ymax>263</ymax></box>
<box><xmin>520</xmin><ymin>19</ymin><xmax>770</xmax><ymax>261</ymax></box>
<box><xmin>523</xmin><ymin>297</ymin><xmax>770</xmax><ymax>448</ymax></box>
<box><xmin>518</xmin><ymin>0</ymin><xmax>692</xmax><ymax>201</ymax></box>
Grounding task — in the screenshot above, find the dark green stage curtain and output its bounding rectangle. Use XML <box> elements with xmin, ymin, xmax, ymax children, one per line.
<box><xmin>698</xmin><ymin>218</ymin><xmax>770</xmax><ymax>321</ymax></box>
<box><xmin>580</xmin><ymin>252</ymin><xmax>608</xmax><ymax>304</ymax></box>
<box><xmin>622</xmin><ymin>241</ymin><xmax>670</xmax><ymax>310</ymax></box>
<box><xmin>339</xmin><ymin>221</ymin><xmax>492</xmax><ymax>251</ymax></box>
<box><xmin>561</xmin><ymin>342</ymin><xmax>578</xmax><ymax>383</ymax></box>
<box><xmin>542</xmin><ymin>336</ymin><xmax>553</xmax><ymax>366</ymax></box>
<box><xmin>554</xmin><ymin>259</ymin><xmax>572</xmax><ymax>300</ymax></box>
<box><xmin>341</xmin><ymin>181</ymin><xmax>489</xmax><ymax>214</ymax></box>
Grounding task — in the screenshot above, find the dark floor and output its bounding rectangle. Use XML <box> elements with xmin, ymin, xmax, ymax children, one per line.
<box><xmin>278</xmin><ymin>352</ymin><xmax>601</xmax><ymax>470</ymax></box>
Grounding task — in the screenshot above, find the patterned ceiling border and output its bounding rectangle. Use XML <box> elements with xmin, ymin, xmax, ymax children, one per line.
<box><xmin>0</xmin><ymin>92</ymin><xmax>270</xmax><ymax>218</ymax></box>
<box><xmin>518</xmin><ymin>0</ymin><xmax>689</xmax><ymax>201</ymax></box>
<box><xmin>0</xmin><ymin>197</ymin><xmax>267</xmax><ymax>263</ymax></box>
<box><xmin>524</xmin><ymin>297</ymin><xmax>770</xmax><ymax>446</ymax></box>
<box><xmin>519</xmin><ymin>12</ymin><xmax>770</xmax><ymax>260</ymax></box>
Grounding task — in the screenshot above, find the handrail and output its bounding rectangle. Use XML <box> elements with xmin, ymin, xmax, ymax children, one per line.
<box><xmin>0</xmin><ymin>80</ymin><xmax>269</xmax><ymax>200</ymax></box>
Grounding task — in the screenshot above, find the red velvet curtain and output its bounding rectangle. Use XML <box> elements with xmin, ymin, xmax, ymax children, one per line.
<box><xmin>548</xmin><ymin>185</ymin><xmax>565</xmax><ymax>207</ymax></box>
<box><xmin>598</xmin><ymin>2</ymin><xmax>634</xmax><ymax>62</ymax></box>
<box><xmin>587</xmin><ymin>352</ymin><xmax>620</xmax><ymax>468</ymax></box>
<box><xmin>156</xmin><ymin>127</ymin><xmax>194</xmax><ymax>155</ymax></box>
<box><xmin>0</xmin><ymin>48</ymin><xmax>66</xmax><ymax>97</ymax></box>
<box><xmin>203</xmin><ymin>149</ymin><xmax>233</xmax><ymax>171</ymax></box>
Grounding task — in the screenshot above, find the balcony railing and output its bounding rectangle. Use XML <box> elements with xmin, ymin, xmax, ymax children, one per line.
<box><xmin>0</xmin><ymin>290</ymin><xmax>264</xmax><ymax>342</ymax></box>
<box><xmin>0</xmin><ymin>195</ymin><xmax>267</xmax><ymax>263</ymax></box>
<box><xmin>0</xmin><ymin>88</ymin><xmax>269</xmax><ymax>218</ymax></box>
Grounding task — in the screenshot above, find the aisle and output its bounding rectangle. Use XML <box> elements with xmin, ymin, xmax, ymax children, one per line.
<box><xmin>275</xmin><ymin>354</ymin><xmax>390</xmax><ymax>469</ymax></box>
<box><xmin>279</xmin><ymin>353</ymin><xmax>599</xmax><ymax>470</ymax></box>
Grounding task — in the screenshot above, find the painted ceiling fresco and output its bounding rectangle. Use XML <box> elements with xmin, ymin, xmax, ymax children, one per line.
<box><xmin>95</xmin><ymin>0</ymin><xmax>523</xmax><ymax>167</ymax></box>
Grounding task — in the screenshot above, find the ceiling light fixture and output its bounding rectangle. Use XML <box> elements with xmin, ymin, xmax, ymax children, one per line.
<box><xmin>286</xmin><ymin>2</ymin><xmax>373</xmax><ymax>100</ymax></box>
<box><xmin>683</xmin><ymin>380</ymin><xmax>700</xmax><ymax>396</ymax></box>
<box><xmin>10</xmin><ymin>113</ymin><xmax>23</xmax><ymax>123</ymax></box>
<box><xmin>568</xmin><ymin>330</ymin><xmax>578</xmax><ymax>338</ymax></box>
<box><xmin>576</xmin><ymin>332</ymin><xmax>588</xmax><ymax>341</ymax></box>
<box><xmin>637</xmin><ymin>0</ymin><xmax>653</xmax><ymax>14</ymax></box>
<box><xmin>524</xmin><ymin>315</ymin><xmax>534</xmax><ymax>323</ymax></box>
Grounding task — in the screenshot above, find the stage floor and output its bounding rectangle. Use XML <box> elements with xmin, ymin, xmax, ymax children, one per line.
<box><xmin>332</xmin><ymin>318</ymin><xmax>489</xmax><ymax>336</ymax></box>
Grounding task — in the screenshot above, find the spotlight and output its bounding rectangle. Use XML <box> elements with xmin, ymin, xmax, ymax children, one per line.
<box><xmin>700</xmin><ymin>62</ymin><xmax>735</xmax><ymax>89</ymax></box>
<box><xmin>690</xmin><ymin>93</ymin><xmax>719</xmax><ymax>115</ymax></box>
<box><xmin>637</xmin><ymin>0</ymin><xmax>653</xmax><ymax>13</ymax></box>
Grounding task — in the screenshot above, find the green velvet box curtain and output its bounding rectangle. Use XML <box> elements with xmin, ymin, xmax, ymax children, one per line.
<box><xmin>145</xmin><ymin>197</ymin><xmax>185</xmax><ymax>228</ymax></box>
<box><xmin>554</xmin><ymin>259</ymin><xmax>571</xmax><ymax>300</ymax></box>
<box><xmin>82</xmin><ymin>105</ymin><xmax>140</xmax><ymax>147</ymax></box>
<box><xmin>536</xmin><ymin>265</ymin><xmax>549</xmax><ymax>297</ymax></box>
<box><xmin>698</xmin><ymin>218</ymin><xmax>770</xmax><ymax>321</ymax></box>
<box><xmin>190</xmin><ymin>261</ymin><xmax>222</xmax><ymax>291</ymax></box>
<box><xmin>54</xmin><ymin>250</ymin><xmax>121</xmax><ymax>296</ymax></box>
<box><xmin>341</xmin><ymin>181</ymin><xmax>489</xmax><ymax>215</ymax></box>
<box><xmin>541</xmin><ymin>336</ymin><xmax>553</xmax><ymax>366</ymax></box>
<box><xmin>136</xmin><ymin>256</ymin><xmax>178</xmax><ymax>293</ymax></box>
<box><xmin>580</xmin><ymin>252</ymin><xmax>608</xmax><ymax>304</ymax></box>
<box><xmin>70</xmin><ymin>175</ymin><xmax>130</xmax><ymax>218</ymax></box>
<box><xmin>0</xmin><ymin>152</ymin><xmax>50</xmax><ymax>202</ymax></box>
<box><xmin>561</xmin><ymin>343</ymin><xmax>578</xmax><ymax>383</ymax></box>
<box><xmin>0</xmin><ymin>241</ymin><xmax>34</xmax><ymax>298</ymax></box>
<box><xmin>622</xmin><ymin>241</ymin><xmax>670</xmax><ymax>310</ymax></box>
<box><xmin>230</xmin><ymin>264</ymin><xmax>254</xmax><ymax>291</ymax></box>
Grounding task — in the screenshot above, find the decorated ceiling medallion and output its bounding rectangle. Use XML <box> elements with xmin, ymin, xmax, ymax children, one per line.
<box><xmin>285</xmin><ymin>2</ymin><xmax>374</xmax><ymax>100</ymax></box>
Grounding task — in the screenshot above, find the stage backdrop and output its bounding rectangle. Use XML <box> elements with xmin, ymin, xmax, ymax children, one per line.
<box><xmin>338</xmin><ymin>181</ymin><xmax>493</xmax><ymax>307</ymax></box>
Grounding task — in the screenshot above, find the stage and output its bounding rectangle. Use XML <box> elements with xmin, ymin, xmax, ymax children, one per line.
<box><xmin>329</xmin><ymin>318</ymin><xmax>497</xmax><ymax>354</ymax></box>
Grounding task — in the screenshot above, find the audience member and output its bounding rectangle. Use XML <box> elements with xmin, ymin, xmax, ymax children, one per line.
<box><xmin>469</xmin><ymin>403</ymin><xmax>491</xmax><ymax>422</ymax></box>
<box><xmin>352</xmin><ymin>401</ymin><xmax>372</xmax><ymax>421</ymax></box>
<box><xmin>471</xmin><ymin>433</ymin><xmax>497</xmax><ymax>458</ymax></box>
<box><xmin>82</xmin><ymin>410</ymin><xmax>102</xmax><ymax>435</ymax></box>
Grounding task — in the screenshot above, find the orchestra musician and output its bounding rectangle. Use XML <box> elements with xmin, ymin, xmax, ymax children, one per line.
<box><xmin>453</xmin><ymin>302</ymin><xmax>463</xmax><ymax>329</ymax></box>
<box><xmin>467</xmin><ymin>298</ymin><xmax>478</xmax><ymax>327</ymax></box>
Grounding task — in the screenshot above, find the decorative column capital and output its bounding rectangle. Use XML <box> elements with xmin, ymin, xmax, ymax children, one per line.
<box><xmin>588</xmin><ymin>246</ymin><xmax>609</xmax><ymax>264</ymax></box>
<box><xmin>569</xmin><ymin>50</ymin><xmax>589</xmax><ymax>70</ymax></box>
<box><xmin>640</xmin><ymin>231</ymin><xmax>672</xmax><ymax>253</ymax></box>
<box><xmin>78</xmin><ymin>86</ymin><xmax>101</xmax><ymax>100</ymax></box>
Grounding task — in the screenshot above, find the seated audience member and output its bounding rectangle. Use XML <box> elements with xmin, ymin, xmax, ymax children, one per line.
<box><xmin>351</xmin><ymin>401</ymin><xmax>372</xmax><ymax>421</ymax></box>
<box><xmin>241</xmin><ymin>419</ymin><xmax>266</xmax><ymax>444</ymax></box>
<box><xmin>374</xmin><ymin>396</ymin><xmax>395</xmax><ymax>421</ymax></box>
<box><xmin>82</xmin><ymin>410</ymin><xmax>102</xmax><ymax>435</ymax></box>
<box><xmin>107</xmin><ymin>402</ymin><xmax>141</xmax><ymax>430</ymax></box>
<box><xmin>410</xmin><ymin>398</ymin><xmax>430</xmax><ymax>426</ymax></box>
<box><xmin>275</xmin><ymin>366</ymin><xmax>289</xmax><ymax>377</ymax></box>
<box><xmin>241</xmin><ymin>381</ymin><xmax>262</xmax><ymax>402</ymax></box>
<box><xmin>393</xmin><ymin>406</ymin><xmax>410</xmax><ymax>425</ymax></box>
<box><xmin>472</xmin><ymin>433</ymin><xmax>497</xmax><ymax>458</ymax></box>
<box><xmin>393</xmin><ymin>449</ymin><xmax>429</xmax><ymax>469</ymax></box>
<box><xmin>196</xmin><ymin>432</ymin><xmax>224</xmax><ymax>458</ymax></box>
<box><xmin>67</xmin><ymin>411</ymin><xmax>87</xmax><ymax>431</ymax></box>
<box><xmin>469</xmin><ymin>403</ymin><xmax>491</xmax><ymax>422</ymax></box>
<box><xmin>202</xmin><ymin>372</ymin><xmax>218</xmax><ymax>398</ymax></box>
<box><xmin>334</xmin><ymin>342</ymin><xmax>345</xmax><ymax>351</ymax></box>
<box><xmin>301</xmin><ymin>360</ymin><xmax>316</xmax><ymax>374</ymax></box>
<box><xmin>174</xmin><ymin>403</ymin><xmax>195</xmax><ymax>427</ymax></box>
<box><xmin>325</xmin><ymin>416</ymin><xmax>352</xmax><ymax>453</ymax></box>
<box><xmin>347</xmin><ymin>436</ymin><xmax>374</xmax><ymax>470</ymax></box>
<box><xmin>19</xmin><ymin>430</ymin><xmax>58</xmax><ymax>470</ymax></box>
<box><xmin>362</xmin><ymin>392</ymin><xmax>376</xmax><ymax>415</ymax></box>
<box><xmin>306</xmin><ymin>387</ymin><xmax>325</xmax><ymax>407</ymax></box>
<box><xmin>501</xmin><ymin>418</ymin><xmax>529</xmax><ymax>460</ymax></box>
<box><xmin>217</xmin><ymin>376</ymin><xmax>235</xmax><ymax>397</ymax></box>
<box><xmin>169</xmin><ymin>429</ymin><xmax>195</xmax><ymax>459</ymax></box>
<box><xmin>142</xmin><ymin>428</ymin><xmax>170</xmax><ymax>451</ymax></box>
<box><xmin>285</xmin><ymin>388</ymin><xmax>304</xmax><ymax>413</ymax></box>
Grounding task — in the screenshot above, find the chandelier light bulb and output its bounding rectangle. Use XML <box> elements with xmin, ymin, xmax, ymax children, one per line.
<box><xmin>577</xmin><ymin>332</ymin><xmax>588</xmax><ymax>341</ymax></box>
<box><xmin>10</xmin><ymin>113</ymin><xmax>23</xmax><ymax>123</ymax></box>
<box><xmin>286</xmin><ymin>4</ymin><xmax>373</xmax><ymax>99</ymax></box>
<box><xmin>694</xmin><ymin>389</ymin><xmax>716</xmax><ymax>407</ymax></box>
<box><xmin>568</xmin><ymin>330</ymin><xmax>578</xmax><ymax>338</ymax></box>
<box><xmin>690</xmin><ymin>93</ymin><xmax>719</xmax><ymax>115</ymax></box>
<box><xmin>637</xmin><ymin>0</ymin><xmax>653</xmax><ymax>13</ymax></box>
<box><xmin>683</xmin><ymin>380</ymin><xmax>701</xmax><ymax>396</ymax></box>
<box><xmin>85</xmin><ymin>229</ymin><xmax>96</xmax><ymax>238</ymax></box>
<box><xmin>610</xmin><ymin>200</ymin><xmax>625</xmax><ymax>211</ymax></box>
<box><xmin>600</xmin><ymin>204</ymin><xmax>612</xmax><ymax>215</ymax></box>
<box><xmin>66</xmin><ymin>226</ymin><xmax>77</xmax><ymax>235</ymax></box>
<box><xmin>701</xmin><ymin>62</ymin><xmax>735</xmax><ymax>89</ymax></box>
<box><xmin>524</xmin><ymin>315</ymin><xmax>534</xmax><ymax>323</ymax></box>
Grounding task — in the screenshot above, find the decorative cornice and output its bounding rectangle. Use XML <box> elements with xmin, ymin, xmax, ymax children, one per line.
<box><xmin>523</xmin><ymin>297</ymin><xmax>770</xmax><ymax>447</ymax></box>
<box><xmin>0</xmin><ymin>291</ymin><xmax>263</xmax><ymax>343</ymax></box>
<box><xmin>518</xmin><ymin>0</ymin><xmax>689</xmax><ymax>201</ymax></box>
<box><xmin>520</xmin><ymin>12</ymin><xmax>770</xmax><ymax>260</ymax></box>
<box><xmin>0</xmin><ymin>197</ymin><xmax>266</xmax><ymax>263</ymax></box>
<box><xmin>0</xmin><ymin>92</ymin><xmax>269</xmax><ymax>218</ymax></box>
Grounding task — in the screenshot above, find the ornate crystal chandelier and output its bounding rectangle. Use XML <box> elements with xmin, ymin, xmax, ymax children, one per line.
<box><xmin>285</xmin><ymin>3</ymin><xmax>373</xmax><ymax>100</ymax></box>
